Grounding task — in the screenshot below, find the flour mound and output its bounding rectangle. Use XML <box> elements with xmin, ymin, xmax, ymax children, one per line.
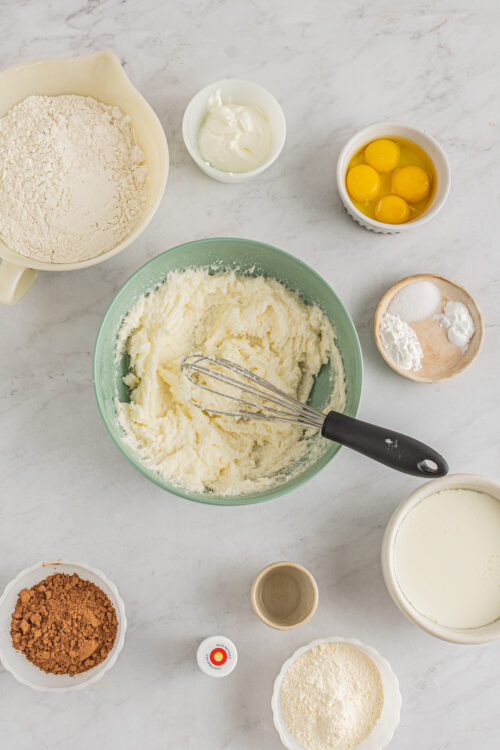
<box><xmin>0</xmin><ymin>94</ymin><xmax>148</xmax><ymax>263</ymax></box>
<box><xmin>281</xmin><ymin>643</ymin><xmax>384</xmax><ymax>750</ymax></box>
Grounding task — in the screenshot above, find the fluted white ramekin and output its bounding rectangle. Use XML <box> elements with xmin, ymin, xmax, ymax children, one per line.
<box><xmin>0</xmin><ymin>560</ymin><xmax>126</xmax><ymax>691</ymax></box>
<box><xmin>272</xmin><ymin>636</ymin><xmax>401</xmax><ymax>750</ymax></box>
<box><xmin>336</xmin><ymin>122</ymin><xmax>450</xmax><ymax>233</ymax></box>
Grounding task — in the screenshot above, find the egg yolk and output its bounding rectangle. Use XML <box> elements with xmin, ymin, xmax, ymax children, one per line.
<box><xmin>392</xmin><ymin>166</ymin><xmax>430</xmax><ymax>203</ymax></box>
<box><xmin>375</xmin><ymin>195</ymin><xmax>410</xmax><ymax>224</ymax></box>
<box><xmin>364</xmin><ymin>139</ymin><xmax>400</xmax><ymax>173</ymax></box>
<box><xmin>346</xmin><ymin>164</ymin><xmax>381</xmax><ymax>202</ymax></box>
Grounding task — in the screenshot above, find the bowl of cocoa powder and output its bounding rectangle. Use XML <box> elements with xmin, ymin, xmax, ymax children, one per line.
<box><xmin>0</xmin><ymin>560</ymin><xmax>126</xmax><ymax>691</ymax></box>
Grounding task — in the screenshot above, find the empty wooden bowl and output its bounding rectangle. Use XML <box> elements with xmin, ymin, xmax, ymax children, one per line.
<box><xmin>251</xmin><ymin>562</ymin><xmax>318</xmax><ymax>630</ymax></box>
<box><xmin>374</xmin><ymin>274</ymin><xmax>484</xmax><ymax>383</ymax></box>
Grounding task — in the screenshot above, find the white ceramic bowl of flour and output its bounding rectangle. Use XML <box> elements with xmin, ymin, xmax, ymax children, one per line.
<box><xmin>0</xmin><ymin>50</ymin><xmax>168</xmax><ymax>304</ymax></box>
<box><xmin>382</xmin><ymin>474</ymin><xmax>500</xmax><ymax>644</ymax></box>
<box><xmin>272</xmin><ymin>636</ymin><xmax>401</xmax><ymax>750</ymax></box>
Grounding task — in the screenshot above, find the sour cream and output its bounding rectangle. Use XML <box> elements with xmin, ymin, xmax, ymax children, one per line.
<box><xmin>198</xmin><ymin>90</ymin><xmax>271</xmax><ymax>173</ymax></box>
<box><xmin>394</xmin><ymin>488</ymin><xmax>500</xmax><ymax>629</ymax></box>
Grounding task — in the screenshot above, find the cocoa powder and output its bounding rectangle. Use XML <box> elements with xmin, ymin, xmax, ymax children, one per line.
<box><xmin>10</xmin><ymin>572</ymin><xmax>118</xmax><ymax>676</ymax></box>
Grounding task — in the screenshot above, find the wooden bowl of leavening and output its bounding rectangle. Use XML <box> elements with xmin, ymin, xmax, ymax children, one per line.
<box><xmin>374</xmin><ymin>273</ymin><xmax>484</xmax><ymax>383</ymax></box>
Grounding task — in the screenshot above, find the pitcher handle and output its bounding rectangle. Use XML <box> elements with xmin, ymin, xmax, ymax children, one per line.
<box><xmin>0</xmin><ymin>259</ymin><xmax>38</xmax><ymax>305</ymax></box>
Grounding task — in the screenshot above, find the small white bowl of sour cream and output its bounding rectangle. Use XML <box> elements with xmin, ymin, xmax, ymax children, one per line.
<box><xmin>382</xmin><ymin>474</ymin><xmax>500</xmax><ymax>644</ymax></box>
<box><xmin>182</xmin><ymin>78</ymin><xmax>286</xmax><ymax>183</ymax></box>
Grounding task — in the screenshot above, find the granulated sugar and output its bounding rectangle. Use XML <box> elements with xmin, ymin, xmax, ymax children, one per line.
<box><xmin>388</xmin><ymin>280</ymin><xmax>442</xmax><ymax>322</ymax></box>
<box><xmin>281</xmin><ymin>643</ymin><xmax>384</xmax><ymax>750</ymax></box>
<box><xmin>0</xmin><ymin>94</ymin><xmax>148</xmax><ymax>263</ymax></box>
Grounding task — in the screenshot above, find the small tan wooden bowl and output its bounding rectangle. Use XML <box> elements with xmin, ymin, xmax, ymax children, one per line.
<box><xmin>251</xmin><ymin>562</ymin><xmax>318</xmax><ymax>630</ymax></box>
<box><xmin>374</xmin><ymin>274</ymin><xmax>484</xmax><ymax>383</ymax></box>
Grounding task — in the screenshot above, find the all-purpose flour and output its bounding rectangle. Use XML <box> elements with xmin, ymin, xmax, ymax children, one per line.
<box><xmin>0</xmin><ymin>95</ymin><xmax>148</xmax><ymax>263</ymax></box>
<box><xmin>281</xmin><ymin>643</ymin><xmax>384</xmax><ymax>750</ymax></box>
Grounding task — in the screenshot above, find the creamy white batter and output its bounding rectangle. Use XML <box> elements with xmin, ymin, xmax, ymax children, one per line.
<box><xmin>115</xmin><ymin>269</ymin><xmax>345</xmax><ymax>496</ymax></box>
<box><xmin>394</xmin><ymin>488</ymin><xmax>500</xmax><ymax>628</ymax></box>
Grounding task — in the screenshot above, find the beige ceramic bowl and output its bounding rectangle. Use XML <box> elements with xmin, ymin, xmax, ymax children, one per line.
<box><xmin>336</xmin><ymin>122</ymin><xmax>450</xmax><ymax>234</ymax></box>
<box><xmin>374</xmin><ymin>273</ymin><xmax>484</xmax><ymax>383</ymax></box>
<box><xmin>0</xmin><ymin>50</ymin><xmax>168</xmax><ymax>304</ymax></box>
<box><xmin>251</xmin><ymin>562</ymin><xmax>318</xmax><ymax>630</ymax></box>
<box><xmin>382</xmin><ymin>473</ymin><xmax>500</xmax><ymax>644</ymax></box>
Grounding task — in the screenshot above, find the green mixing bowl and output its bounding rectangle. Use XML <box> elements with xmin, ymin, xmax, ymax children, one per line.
<box><xmin>93</xmin><ymin>238</ymin><xmax>363</xmax><ymax>505</ymax></box>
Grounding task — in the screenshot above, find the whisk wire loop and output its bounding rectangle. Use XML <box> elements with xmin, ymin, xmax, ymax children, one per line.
<box><xmin>181</xmin><ymin>354</ymin><xmax>325</xmax><ymax>429</ymax></box>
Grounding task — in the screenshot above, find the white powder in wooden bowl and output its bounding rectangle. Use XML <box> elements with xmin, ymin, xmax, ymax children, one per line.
<box><xmin>0</xmin><ymin>94</ymin><xmax>148</xmax><ymax>263</ymax></box>
<box><xmin>379</xmin><ymin>312</ymin><xmax>423</xmax><ymax>371</ymax></box>
<box><xmin>281</xmin><ymin>643</ymin><xmax>384</xmax><ymax>750</ymax></box>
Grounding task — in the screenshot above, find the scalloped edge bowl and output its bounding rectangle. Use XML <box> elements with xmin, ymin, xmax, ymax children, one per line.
<box><xmin>336</xmin><ymin>122</ymin><xmax>450</xmax><ymax>234</ymax></box>
<box><xmin>272</xmin><ymin>636</ymin><xmax>401</xmax><ymax>750</ymax></box>
<box><xmin>0</xmin><ymin>560</ymin><xmax>127</xmax><ymax>691</ymax></box>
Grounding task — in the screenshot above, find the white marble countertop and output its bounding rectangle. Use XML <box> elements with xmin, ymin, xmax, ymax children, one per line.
<box><xmin>1</xmin><ymin>0</ymin><xmax>499</xmax><ymax>747</ymax></box>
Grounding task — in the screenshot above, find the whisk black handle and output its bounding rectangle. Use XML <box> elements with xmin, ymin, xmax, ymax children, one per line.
<box><xmin>321</xmin><ymin>412</ymin><xmax>448</xmax><ymax>477</ymax></box>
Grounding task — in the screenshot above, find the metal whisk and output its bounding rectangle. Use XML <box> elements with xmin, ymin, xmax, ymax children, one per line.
<box><xmin>181</xmin><ymin>354</ymin><xmax>448</xmax><ymax>478</ymax></box>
